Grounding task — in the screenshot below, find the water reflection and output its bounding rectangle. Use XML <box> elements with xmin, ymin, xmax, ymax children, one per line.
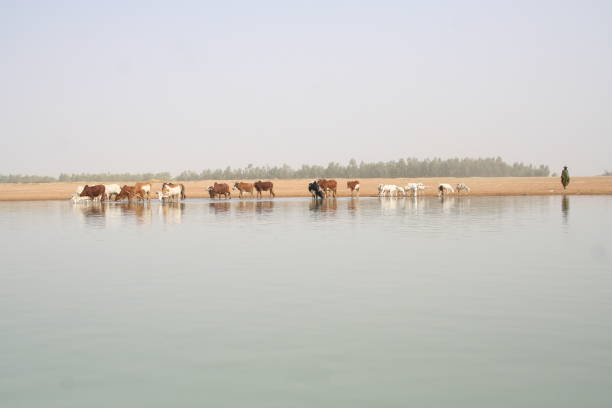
<box><xmin>159</xmin><ymin>202</ymin><xmax>184</xmax><ymax>224</ymax></box>
<box><xmin>256</xmin><ymin>200</ymin><xmax>274</xmax><ymax>214</ymax></box>
<box><xmin>236</xmin><ymin>201</ymin><xmax>256</xmax><ymax>213</ymax></box>
<box><xmin>116</xmin><ymin>202</ymin><xmax>152</xmax><ymax>225</ymax></box>
<box><xmin>379</xmin><ymin>197</ymin><xmax>405</xmax><ymax>211</ymax></box>
<box><xmin>209</xmin><ymin>202</ymin><xmax>230</xmax><ymax>214</ymax></box>
<box><xmin>403</xmin><ymin>196</ymin><xmax>425</xmax><ymax>214</ymax></box>
<box><xmin>74</xmin><ymin>201</ymin><xmax>106</xmax><ymax>227</ymax></box>
<box><xmin>439</xmin><ymin>196</ymin><xmax>456</xmax><ymax>214</ymax></box>
<box><xmin>309</xmin><ymin>198</ymin><xmax>337</xmax><ymax>212</ymax></box>
<box><xmin>66</xmin><ymin>196</ymin><xmax>581</xmax><ymax>228</ymax></box>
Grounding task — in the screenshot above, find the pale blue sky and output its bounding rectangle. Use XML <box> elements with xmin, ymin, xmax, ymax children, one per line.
<box><xmin>1</xmin><ymin>1</ymin><xmax>610</xmax><ymax>175</ymax></box>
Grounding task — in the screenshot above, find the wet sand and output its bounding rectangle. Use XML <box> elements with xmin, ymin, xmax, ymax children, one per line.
<box><xmin>0</xmin><ymin>177</ymin><xmax>610</xmax><ymax>201</ymax></box>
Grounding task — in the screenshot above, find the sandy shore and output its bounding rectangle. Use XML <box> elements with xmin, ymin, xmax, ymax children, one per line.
<box><xmin>0</xmin><ymin>177</ymin><xmax>610</xmax><ymax>201</ymax></box>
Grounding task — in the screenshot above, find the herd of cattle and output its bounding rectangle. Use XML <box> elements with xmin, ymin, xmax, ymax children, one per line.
<box><xmin>71</xmin><ymin>179</ymin><xmax>472</xmax><ymax>202</ymax></box>
<box><xmin>376</xmin><ymin>182</ymin><xmax>471</xmax><ymax>197</ymax></box>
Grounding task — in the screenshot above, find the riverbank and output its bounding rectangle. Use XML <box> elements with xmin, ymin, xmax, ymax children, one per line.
<box><xmin>0</xmin><ymin>177</ymin><xmax>611</xmax><ymax>201</ymax></box>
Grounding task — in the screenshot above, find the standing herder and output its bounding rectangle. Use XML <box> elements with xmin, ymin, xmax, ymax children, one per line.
<box><xmin>561</xmin><ymin>166</ymin><xmax>570</xmax><ymax>190</ymax></box>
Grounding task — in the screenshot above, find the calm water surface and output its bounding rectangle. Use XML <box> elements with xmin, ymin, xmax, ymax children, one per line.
<box><xmin>1</xmin><ymin>196</ymin><xmax>611</xmax><ymax>407</ymax></box>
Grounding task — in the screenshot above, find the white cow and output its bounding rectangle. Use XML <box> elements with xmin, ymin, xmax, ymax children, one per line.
<box><xmin>104</xmin><ymin>184</ymin><xmax>121</xmax><ymax>200</ymax></box>
<box><xmin>438</xmin><ymin>183</ymin><xmax>455</xmax><ymax>196</ymax></box>
<box><xmin>160</xmin><ymin>184</ymin><xmax>183</xmax><ymax>201</ymax></box>
<box><xmin>378</xmin><ymin>184</ymin><xmax>400</xmax><ymax>197</ymax></box>
<box><xmin>456</xmin><ymin>183</ymin><xmax>471</xmax><ymax>194</ymax></box>
<box><xmin>380</xmin><ymin>184</ymin><xmax>406</xmax><ymax>197</ymax></box>
<box><xmin>405</xmin><ymin>182</ymin><xmax>426</xmax><ymax>197</ymax></box>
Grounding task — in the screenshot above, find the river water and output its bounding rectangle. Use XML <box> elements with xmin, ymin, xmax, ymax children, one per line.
<box><xmin>1</xmin><ymin>196</ymin><xmax>611</xmax><ymax>407</ymax></box>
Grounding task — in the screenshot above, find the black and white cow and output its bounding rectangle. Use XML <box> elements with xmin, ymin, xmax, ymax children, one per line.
<box><xmin>308</xmin><ymin>181</ymin><xmax>325</xmax><ymax>199</ymax></box>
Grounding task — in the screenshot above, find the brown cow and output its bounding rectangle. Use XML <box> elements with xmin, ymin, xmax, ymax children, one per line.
<box><xmin>208</xmin><ymin>182</ymin><xmax>231</xmax><ymax>199</ymax></box>
<box><xmin>233</xmin><ymin>182</ymin><xmax>254</xmax><ymax>199</ymax></box>
<box><xmin>253</xmin><ymin>180</ymin><xmax>275</xmax><ymax>198</ymax></box>
<box><xmin>347</xmin><ymin>180</ymin><xmax>360</xmax><ymax>196</ymax></box>
<box><xmin>79</xmin><ymin>185</ymin><xmax>106</xmax><ymax>200</ymax></box>
<box><xmin>318</xmin><ymin>179</ymin><xmax>337</xmax><ymax>197</ymax></box>
<box><xmin>134</xmin><ymin>182</ymin><xmax>152</xmax><ymax>200</ymax></box>
<box><xmin>115</xmin><ymin>185</ymin><xmax>136</xmax><ymax>201</ymax></box>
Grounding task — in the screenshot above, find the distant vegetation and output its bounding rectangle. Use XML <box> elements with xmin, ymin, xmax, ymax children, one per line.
<box><xmin>175</xmin><ymin>157</ymin><xmax>550</xmax><ymax>180</ymax></box>
<box><xmin>0</xmin><ymin>174</ymin><xmax>57</xmax><ymax>183</ymax></box>
<box><xmin>57</xmin><ymin>172</ymin><xmax>173</xmax><ymax>182</ymax></box>
<box><xmin>0</xmin><ymin>172</ymin><xmax>171</xmax><ymax>184</ymax></box>
<box><xmin>0</xmin><ymin>157</ymin><xmax>550</xmax><ymax>183</ymax></box>
<box><xmin>602</xmin><ymin>170</ymin><xmax>612</xmax><ymax>176</ymax></box>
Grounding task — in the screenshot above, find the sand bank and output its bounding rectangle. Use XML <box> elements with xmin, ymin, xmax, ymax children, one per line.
<box><xmin>0</xmin><ymin>177</ymin><xmax>610</xmax><ymax>201</ymax></box>
<box><xmin>0</xmin><ymin>177</ymin><xmax>612</xmax><ymax>201</ymax></box>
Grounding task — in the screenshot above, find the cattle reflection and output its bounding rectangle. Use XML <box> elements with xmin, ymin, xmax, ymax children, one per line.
<box><xmin>403</xmin><ymin>196</ymin><xmax>419</xmax><ymax>213</ymax></box>
<box><xmin>562</xmin><ymin>195</ymin><xmax>569</xmax><ymax>224</ymax></box>
<box><xmin>256</xmin><ymin>200</ymin><xmax>274</xmax><ymax>213</ymax></box>
<box><xmin>439</xmin><ymin>196</ymin><xmax>456</xmax><ymax>214</ymax></box>
<box><xmin>159</xmin><ymin>202</ymin><xmax>184</xmax><ymax>224</ymax></box>
<box><xmin>237</xmin><ymin>201</ymin><xmax>256</xmax><ymax>213</ymax></box>
<box><xmin>309</xmin><ymin>198</ymin><xmax>337</xmax><ymax>212</ymax></box>
<box><xmin>209</xmin><ymin>202</ymin><xmax>230</xmax><ymax>214</ymax></box>
<box><xmin>234</xmin><ymin>200</ymin><xmax>275</xmax><ymax>214</ymax></box>
<box><xmin>379</xmin><ymin>197</ymin><xmax>406</xmax><ymax>211</ymax></box>
<box><xmin>454</xmin><ymin>196</ymin><xmax>472</xmax><ymax>215</ymax></box>
<box><xmin>73</xmin><ymin>201</ymin><xmax>106</xmax><ymax>227</ymax></box>
<box><xmin>347</xmin><ymin>198</ymin><xmax>360</xmax><ymax>212</ymax></box>
<box><xmin>116</xmin><ymin>202</ymin><xmax>152</xmax><ymax>224</ymax></box>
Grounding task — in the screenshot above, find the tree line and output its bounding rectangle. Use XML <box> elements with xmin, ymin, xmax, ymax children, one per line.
<box><xmin>1</xmin><ymin>157</ymin><xmax>550</xmax><ymax>183</ymax></box>
<box><xmin>0</xmin><ymin>172</ymin><xmax>172</xmax><ymax>184</ymax></box>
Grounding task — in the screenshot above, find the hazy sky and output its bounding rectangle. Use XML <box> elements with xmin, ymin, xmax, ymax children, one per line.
<box><xmin>1</xmin><ymin>1</ymin><xmax>610</xmax><ymax>176</ymax></box>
